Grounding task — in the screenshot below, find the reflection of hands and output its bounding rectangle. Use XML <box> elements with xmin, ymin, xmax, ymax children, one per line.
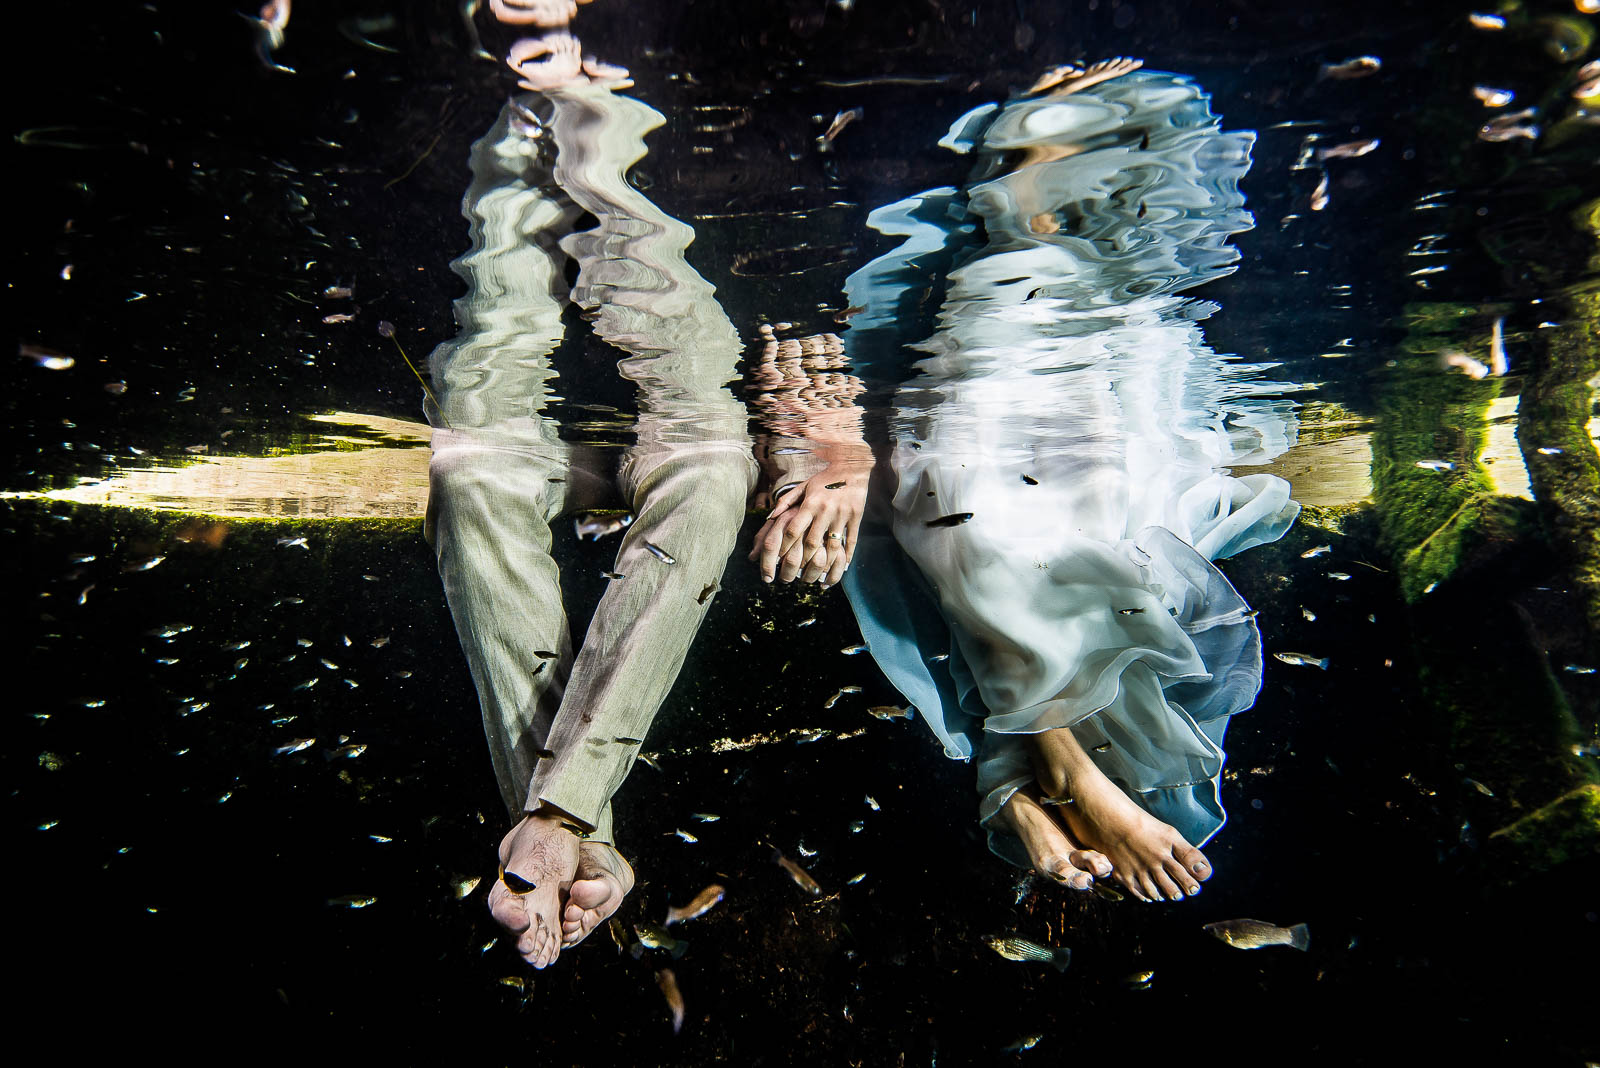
<box><xmin>491</xmin><ymin>0</ymin><xmax>591</xmax><ymax>26</ymax></box>
<box><xmin>746</xmin><ymin>329</ymin><xmax>872</xmax><ymax>586</ymax></box>
<box><xmin>507</xmin><ymin>33</ymin><xmax>631</xmax><ymax>91</ymax></box>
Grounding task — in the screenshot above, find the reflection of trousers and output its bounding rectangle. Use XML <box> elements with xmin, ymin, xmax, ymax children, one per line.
<box><xmin>425</xmin><ymin>87</ymin><xmax>755</xmax><ymax>844</ymax></box>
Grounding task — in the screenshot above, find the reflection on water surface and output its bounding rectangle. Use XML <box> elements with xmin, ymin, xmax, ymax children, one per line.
<box><xmin>9</xmin><ymin>1</ymin><xmax>1597</xmax><ymax>1062</ymax></box>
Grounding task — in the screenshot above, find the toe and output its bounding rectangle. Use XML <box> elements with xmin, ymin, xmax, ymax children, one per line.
<box><xmin>1176</xmin><ymin>843</ymin><xmax>1211</xmax><ymax>882</ymax></box>
<box><xmin>1136</xmin><ymin>872</ymin><xmax>1163</xmax><ymax>904</ymax></box>
<box><xmin>1039</xmin><ymin>853</ymin><xmax>1092</xmax><ymax>891</ymax></box>
<box><xmin>489</xmin><ymin>884</ymin><xmax>531</xmax><ymax>934</ymax></box>
<box><xmin>1163</xmin><ymin>856</ymin><xmax>1201</xmax><ymax>897</ymax></box>
<box><xmin>1151</xmin><ymin>869</ymin><xmax>1184</xmax><ymax>902</ymax></box>
<box><xmin>1069</xmin><ymin>848</ymin><xmax>1111</xmax><ymax>879</ymax></box>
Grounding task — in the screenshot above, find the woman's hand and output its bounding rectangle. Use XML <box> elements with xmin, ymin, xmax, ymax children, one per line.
<box><xmin>749</xmin><ymin>454</ymin><xmax>871</xmax><ymax>585</ymax></box>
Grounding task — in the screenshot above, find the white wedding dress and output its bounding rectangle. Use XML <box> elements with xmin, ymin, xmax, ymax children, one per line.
<box><xmin>840</xmin><ymin>69</ymin><xmax>1302</xmax><ymax>865</ymax></box>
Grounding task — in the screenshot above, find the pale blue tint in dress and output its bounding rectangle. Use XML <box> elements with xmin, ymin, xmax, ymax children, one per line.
<box><xmin>840</xmin><ymin>70</ymin><xmax>1303</xmax><ymax>866</ymax></box>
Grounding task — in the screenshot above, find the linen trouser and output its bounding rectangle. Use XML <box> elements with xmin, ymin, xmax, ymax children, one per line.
<box><xmin>425</xmin><ymin>86</ymin><xmax>756</xmax><ymax>845</ymax></box>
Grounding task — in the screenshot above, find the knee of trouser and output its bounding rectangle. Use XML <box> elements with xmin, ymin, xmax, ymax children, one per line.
<box><xmin>625</xmin><ymin>446</ymin><xmax>758</xmax><ymax>516</ymax></box>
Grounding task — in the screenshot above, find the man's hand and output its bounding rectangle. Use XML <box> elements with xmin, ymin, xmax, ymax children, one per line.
<box><xmin>749</xmin><ymin>456</ymin><xmax>870</xmax><ymax>585</ymax></box>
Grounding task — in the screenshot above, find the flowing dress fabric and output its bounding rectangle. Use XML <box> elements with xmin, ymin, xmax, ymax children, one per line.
<box><xmin>841</xmin><ymin>71</ymin><xmax>1302</xmax><ymax>865</ymax></box>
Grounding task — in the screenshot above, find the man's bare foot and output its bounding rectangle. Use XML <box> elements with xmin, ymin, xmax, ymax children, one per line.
<box><xmin>561</xmin><ymin>841</ymin><xmax>635</xmax><ymax>947</ymax></box>
<box><xmin>1033</xmin><ymin>728</ymin><xmax>1212</xmax><ymax>903</ymax></box>
<box><xmin>1002</xmin><ymin>786</ymin><xmax>1112</xmax><ymax>890</ymax></box>
<box><xmin>1026</xmin><ymin>56</ymin><xmax>1144</xmax><ymax>98</ymax></box>
<box><xmin>488</xmin><ymin>811</ymin><xmax>581</xmax><ymax>968</ymax></box>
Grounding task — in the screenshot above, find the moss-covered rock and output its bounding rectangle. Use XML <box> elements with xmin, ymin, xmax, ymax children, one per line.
<box><xmin>1488</xmin><ymin>783</ymin><xmax>1600</xmax><ymax>873</ymax></box>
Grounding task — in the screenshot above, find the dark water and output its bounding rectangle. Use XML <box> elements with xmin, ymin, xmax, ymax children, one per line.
<box><xmin>9</xmin><ymin>1</ymin><xmax>1598</xmax><ymax>1062</ymax></box>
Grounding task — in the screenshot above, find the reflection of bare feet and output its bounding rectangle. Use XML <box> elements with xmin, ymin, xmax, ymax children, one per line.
<box><xmin>507</xmin><ymin>33</ymin><xmax>632</xmax><ymax>92</ymax></box>
<box><xmin>1033</xmin><ymin>728</ymin><xmax>1211</xmax><ymax>903</ymax></box>
<box><xmin>490</xmin><ymin>0</ymin><xmax>591</xmax><ymax>26</ymax></box>
<box><xmin>1002</xmin><ymin>786</ymin><xmax>1112</xmax><ymax>890</ymax></box>
<box><xmin>488</xmin><ymin>812</ymin><xmax>581</xmax><ymax>968</ymax></box>
<box><xmin>1026</xmin><ymin>56</ymin><xmax>1144</xmax><ymax>98</ymax></box>
<box><xmin>561</xmin><ymin>841</ymin><xmax>635</xmax><ymax>948</ymax></box>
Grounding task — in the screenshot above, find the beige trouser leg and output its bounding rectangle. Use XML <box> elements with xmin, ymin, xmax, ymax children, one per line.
<box><xmin>427</xmin><ymin>86</ymin><xmax>754</xmax><ymax>845</ymax></box>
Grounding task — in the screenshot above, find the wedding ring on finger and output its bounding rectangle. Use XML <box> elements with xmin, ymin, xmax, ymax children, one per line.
<box><xmin>824</xmin><ymin>531</ymin><xmax>844</xmax><ymax>541</ymax></box>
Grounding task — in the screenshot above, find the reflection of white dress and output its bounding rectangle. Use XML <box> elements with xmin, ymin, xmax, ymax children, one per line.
<box><xmin>842</xmin><ymin>71</ymin><xmax>1301</xmax><ymax>866</ymax></box>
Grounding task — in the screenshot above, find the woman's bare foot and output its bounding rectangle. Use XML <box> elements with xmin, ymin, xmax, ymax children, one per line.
<box><xmin>488</xmin><ymin>810</ymin><xmax>582</xmax><ymax>968</ymax></box>
<box><xmin>561</xmin><ymin>841</ymin><xmax>635</xmax><ymax>947</ymax></box>
<box><xmin>1002</xmin><ymin>786</ymin><xmax>1112</xmax><ymax>890</ymax></box>
<box><xmin>1026</xmin><ymin>56</ymin><xmax>1144</xmax><ymax>98</ymax></box>
<box><xmin>1033</xmin><ymin>728</ymin><xmax>1212</xmax><ymax>903</ymax></box>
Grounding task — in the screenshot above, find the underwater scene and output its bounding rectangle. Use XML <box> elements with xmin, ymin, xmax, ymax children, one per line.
<box><xmin>9</xmin><ymin>0</ymin><xmax>1598</xmax><ymax>1062</ymax></box>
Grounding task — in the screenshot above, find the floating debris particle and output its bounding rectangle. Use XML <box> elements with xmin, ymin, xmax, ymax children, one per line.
<box><xmin>1204</xmin><ymin>919</ymin><xmax>1310</xmax><ymax>951</ymax></box>
<box><xmin>983</xmin><ymin>934</ymin><xmax>1072</xmax><ymax>972</ymax></box>
<box><xmin>1273</xmin><ymin>652</ymin><xmax>1330</xmax><ymax>670</ymax></box>
<box><xmin>665</xmin><ymin>883</ymin><xmax>725</xmax><ymax>926</ymax></box>
<box><xmin>38</xmin><ymin>752</ymin><xmax>66</xmax><ymax>771</ymax></box>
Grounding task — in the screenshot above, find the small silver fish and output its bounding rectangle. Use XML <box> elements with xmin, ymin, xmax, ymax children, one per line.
<box><xmin>1317</xmin><ymin>139</ymin><xmax>1379</xmax><ymax>161</ymax></box>
<box><xmin>276</xmin><ymin>737</ymin><xmax>316</xmax><ymax>754</ymax></box>
<box><xmin>982</xmin><ymin>934</ymin><xmax>1072</xmax><ymax>972</ymax></box>
<box><xmin>323</xmin><ymin>285</ymin><xmax>354</xmax><ymax>299</ymax></box>
<box><xmin>327</xmin><ymin>895</ymin><xmax>377</xmax><ymax>909</ymax></box>
<box><xmin>665</xmin><ymin>883</ymin><xmax>725</xmax><ymax>925</ymax></box>
<box><xmin>574</xmin><ymin>512</ymin><xmax>632</xmax><ymax>540</ymax></box>
<box><xmin>277</xmin><ymin>536</ymin><xmax>310</xmax><ymax>549</ymax></box>
<box><xmin>1300</xmin><ymin>545</ymin><xmax>1332</xmax><ymax>558</ymax></box>
<box><xmin>774</xmin><ymin>848</ymin><xmax>823</xmax><ymax>896</ymax></box>
<box><xmin>326</xmin><ymin>744</ymin><xmax>366</xmax><ymax>759</ymax></box>
<box><xmin>1473</xmin><ymin>85</ymin><xmax>1514</xmax><ymax>107</ymax></box>
<box><xmin>669</xmin><ymin>829</ymin><xmax>699</xmax><ymax>843</ymax></box>
<box><xmin>1327</xmin><ymin>571</ymin><xmax>1352</xmax><ymax>581</ymax></box>
<box><xmin>928</xmin><ymin>653</ymin><xmax>950</xmax><ymax>663</ymax></box>
<box><xmin>146</xmin><ymin>623</ymin><xmax>193</xmax><ymax>638</ymax></box>
<box><xmin>1302</xmin><ymin>607</ymin><xmax>1317</xmax><ymax>622</ymax></box>
<box><xmin>633</xmin><ymin>921</ymin><xmax>688</xmax><ymax>959</ymax></box>
<box><xmin>841</xmin><ymin>643</ymin><xmax>869</xmax><ymax>655</ymax></box>
<box><xmin>1003</xmin><ymin>1033</ymin><xmax>1044</xmax><ymax>1053</ymax></box>
<box><xmin>864</xmin><ymin>795</ymin><xmax>879</xmax><ymax>811</ymax></box>
<box><xmin>1310</xmin><ymin>172</ymin><xmax>1330</xmax><ymax>212</ymax></box>
<box><xmin>697</xmin><ymin>582</ymin><xmax>719</xmax><ymax>605</ymax></box>
<box><xmin>1203</xmin><ymin>919</ymin><xmax>1310</xmax><ymax>951</ymax></box>
<box><xmin>867</xmin><ymin>705</ymin><xmax>913</xmax><ymax>720</ymax></box>
<box><xmin>925</xmin><ymin>512</ymin><xmax>974</xmax><ymax>528</ymax></box>
<box><xmin>1274</xmin><ymin>652</ymin><xmax>1330</xmax><ymax>670</ymax></box>
<box><xmin>601</xmin><ymin>570</ymin><xmax>625</xmax><ymax>580</ymax></box>
<box><xmin>690</xmin><ymin>812</ymin><xmax>721</xmax><ymax>822</ymax></box>
<box><xmin>1319</xmin><ymin>55</ymin><xmax>1381</xmax><ymax>80</ymax></box>
<box><xmin>123</xmin><ymin>555</ymin><xmax>166</xmax><ymax>572</ymax></box>
<box><xmin>846</xmin><ymin>873</ymin><xmax>867</xmax><ymax>885</ymax></box>
<box><xmin>452</xmin><ymin>875</ymin><xmax>481</xmax><ymax>899</ymax></box>
<box><xmin>1415</xmin><ymin>460</ymin><xmax>1455</xmax><ymax>471</ymax></box>
<box><xmin>818</xmin><ymin>107</ymin><xmax>863</xmax><ymax>147</ymax></box>
<box><xmin>370</xmin><ymin>636</ymin><xmax>390</xmax><ymax>648</ymax></box>
<box><xmin>656</xmin><ymin>967</ymin><xmax>686</xmax><ymax>1034</ymax></box>
<box><xmin>1467</xmin><ymin>12</ymin><xmax>1506</xmax><ymax>30</ymax></box>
